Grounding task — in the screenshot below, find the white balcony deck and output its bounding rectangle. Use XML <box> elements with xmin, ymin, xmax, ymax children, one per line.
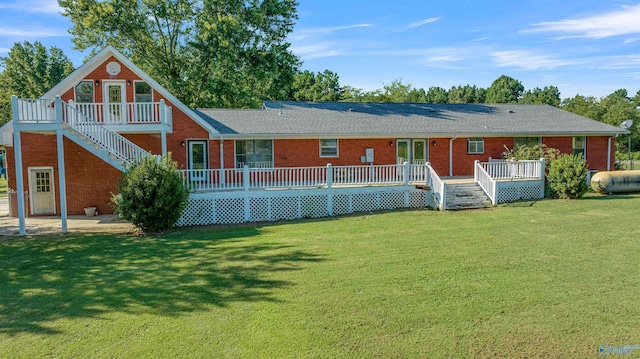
<box><xmin>12</xmin><ymin>98</ymin><xmax>172</xmax><ymax>133</ymax></box>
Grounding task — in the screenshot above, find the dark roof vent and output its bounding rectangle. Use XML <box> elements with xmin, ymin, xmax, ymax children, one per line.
<box><xmin>279</xmin><ymin>108</ymin><xmax>283</xmax><ymax>115</ymax></box>
<box><xmin>509</xmin><ymin>110</ymin><xmax>515</xmax><ymax>114</ymax></box>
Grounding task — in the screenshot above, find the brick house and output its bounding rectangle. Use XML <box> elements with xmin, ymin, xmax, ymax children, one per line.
<box><xmin>0</xmin><ymin>46</ymin><xmax>626</xmax><ymax>231</ymax></box>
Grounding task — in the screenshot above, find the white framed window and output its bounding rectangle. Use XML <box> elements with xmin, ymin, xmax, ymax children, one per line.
<box><xmin>467</xmin><ymin>138</ymin><xmax>484</xmax><ymax>154</ymax></box>
<box><xmin>74</xmin><ymin>80</ymin><xmax>94</xmax><ymax>103</ymax></box>
<box><xmin>320</xmin><ymin>139</ymin><xmax>338</xmax><ymax>157</ymax></box>
<box><xmin>572</xmin><ymin>136</ymin><xmax>586</xmax><ymax>157</ymax></box>
<box><xmin>514</xmin><ymin>137</ymin><xmax>541</xmax><ymax>148</ymax></box>
<box><xmin>134</xmin><ymin>81</ymin><xmax>152</xmax><ymax>102</ymax></box>
<box><xmin>235</xmin><ymin>140</ymin><xmax>273</xmax><ymax>168</ymax></box>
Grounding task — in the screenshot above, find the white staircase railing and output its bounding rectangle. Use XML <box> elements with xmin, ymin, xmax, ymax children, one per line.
<box><xmin>426</xmin><ymin>162</ymin><xmax>445</xmax><ymax>210</ymax></box>
<box><xmin>474</xmin><ymin>160</ymin><xmax>497</xmax><ymax>205</ymax></box>
<box><xmin>61</xmin><ymin>100</ymin><xmax>152</xmax><ymax>167</ymax></box>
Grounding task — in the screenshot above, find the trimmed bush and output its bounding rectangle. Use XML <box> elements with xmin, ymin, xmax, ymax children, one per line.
<box><xmin>546</xmin><ymin>153</ymin><xmax>589</xmax><ymax>199</ymax></box>
<box><xmin>112</xmin><ymin>154</ymin><xmax>189</xmax><ymax>233</ymax></box>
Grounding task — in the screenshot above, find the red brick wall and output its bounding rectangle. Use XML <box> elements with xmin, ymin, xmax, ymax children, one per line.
<box><xmin>272</xmin><ymin>139</ymin><xmax>397</xmax><ymax>167</ymax></box>
<box><xmin>586</xmin><ymin>136</ymin><xmax>613</xmax><ymax>171</ymax></box>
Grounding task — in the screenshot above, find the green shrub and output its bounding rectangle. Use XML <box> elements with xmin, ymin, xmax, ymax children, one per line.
<box><xmin>112</xmin><ymin>154</ymin><xmax>189</xmax><ymax>233</ymax></box>
<box><xmin>502</xmin><ymin>144</ymin><xmax>560</xmax><ymax>168</ymax></box>
<box><xmin>546</xmin><ymin>153</ymin><xmax>588</xmax><ymax>199</ymax></box>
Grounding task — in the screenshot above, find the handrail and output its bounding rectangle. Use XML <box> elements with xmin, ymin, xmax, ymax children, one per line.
<box><xmin>179</xmin><ymin>163</ymin><xmax>430</xmax><ymax>192</ymax></box>
<box><xmin>426</xmin><ymin>162</ymin><xmax>446</xmax><ymax>210</ymax></box>
<box><xmin>474</xmin><ymin>160</ymin><xmax>497</xmax><ymax>205</ymax></box>
<box><xmin>62</xmin><ymin>100</ymin><xmax>152</xmax><ymax>166</ymax></box>
<box><xmin>478</xmin><ymin>160</ymin><xmax>542</xmax><ymax>180</ymax></box>
<box><xmin>15</xmin><ymin>98</ymin><xmax>170</xmax><ymax>125</ymax></box>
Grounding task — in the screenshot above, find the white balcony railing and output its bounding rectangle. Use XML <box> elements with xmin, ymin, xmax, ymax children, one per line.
<box><xmin>179</xmin><ymin>163</ymin><xmax>429</xmax><ymax>192</ymax></box>
<box><xmin>13</xmin><ymin>98</ymin><xmax>171</xmax><ymax>126</ymax></box>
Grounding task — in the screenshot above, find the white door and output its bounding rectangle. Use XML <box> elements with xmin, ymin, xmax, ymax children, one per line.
<box><xmin>29</xmin><ymin>167</ymin><xmax>55</xmax><ymax>215</ymax></box>
<box><xmin>103</xmin><ymin>81</ymin><xmax>127</xmax><ymax>123</ymax></box>
<box><xmin>188</xmin><ymin>141</ymin><xmax>208</xmax><ymax>182</ymax></box>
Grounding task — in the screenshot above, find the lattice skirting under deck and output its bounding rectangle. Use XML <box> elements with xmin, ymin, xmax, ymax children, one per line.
<box><xmin>177</xmin><ymin>186</ymin><xmax>431</xmax><ymax>227</ymax></box>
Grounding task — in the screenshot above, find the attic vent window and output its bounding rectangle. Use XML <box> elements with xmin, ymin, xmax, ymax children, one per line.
<box><xmin>106</xmin><ymin>61</ymin><xmax>121</xmax><ymax>76</ymax></box>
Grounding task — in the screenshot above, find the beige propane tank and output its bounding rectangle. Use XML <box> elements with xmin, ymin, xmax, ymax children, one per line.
<box><xmin>590</xmin><ymin>170</ymin><xmax>640</xmax><ymax>193</ymax></box>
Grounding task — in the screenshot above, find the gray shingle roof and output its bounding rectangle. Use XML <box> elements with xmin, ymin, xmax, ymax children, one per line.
<box><xmin>195</xmin><ymin>101</ymin><xmax>624</xmax><ymax>138</ymax></box>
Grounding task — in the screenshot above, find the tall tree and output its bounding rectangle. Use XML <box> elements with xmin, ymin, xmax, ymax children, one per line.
<box><xmin>448</xmin><ymin>85</ymin><xmax>485</xmax><ymax>104</ymax></box>
<box><xmin>58</xmin><ymin>0</ymin><xmax>300</xmax><ymax>108</ymax></box>
<box><xmin>485</xmin><ymin>75</ymin><xmax>524</xmax><ymax>104</ymax></box>
<box><xmin>520</xmin><ymin>86</ymin><xmax>561</xmax><ymax>107</ymax></box>
<box><xmin>425</xmin><ymin>86</ymin><xmax>449</xmax><ymax>104</ymax></box>
<box><xmin>291</xmin><ymin>69</ymin><xmax>341</xmax><ymax>102</ymax></box>
<box><xmin>0</xmin><ymin>41</ymin><xmax>74</xmax><ymax>126</ymax></box>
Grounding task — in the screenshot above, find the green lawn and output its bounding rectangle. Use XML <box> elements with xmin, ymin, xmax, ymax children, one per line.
<box><xmin>2</xmin><ymin>194</ymin><xmax>640</xmax><ymax>358</ymax></box>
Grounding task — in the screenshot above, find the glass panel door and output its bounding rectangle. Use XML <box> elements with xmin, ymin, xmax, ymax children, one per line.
<box><xmin>103</xmin><ymin>81</ymin><xmax>126</xmax><ymax>123</ymax></box>
<box><xmin>413</xmin><ymin>140</ymin><xmax>426</xmax><ymax>164</ymax></box>
<box><xmin>397</xmin><ymin>140</ymin><xmax>409</xmax><ymax>164</ymax></box>
<box><xmin>188</xmin><ymin>141</ymin><xmax>207</xmax><ymax>182</ymax></box>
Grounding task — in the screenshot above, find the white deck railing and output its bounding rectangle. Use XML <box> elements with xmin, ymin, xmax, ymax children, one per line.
<box><xmin>426</xmin><ymin>162</ymin><xmax>446</xmax><ymax>210</ymax></box>
<box><xmin>13</xmin><ymin>98</ymin><xmax>171</xmax><ymax>126</ymax></box>
<box><xmin>479</xmin><ymin>160</ymin><xmax>543</xmax><ymax>180</ymax></box>
<box><xmin>179</xmin><ymin>162</ymin><xmax>429</xmax><ymax>192</ymax></box>
<box><xmin>474</xmin><ymin>160</ymin><xmax>497</xmax><ymax>205</ymax></box>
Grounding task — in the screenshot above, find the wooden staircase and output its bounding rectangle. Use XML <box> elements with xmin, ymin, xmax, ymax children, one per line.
<box><xmin>444</xmin><ymin>182</ymin><xmax>492</xmax><ymax>210</ymax></box>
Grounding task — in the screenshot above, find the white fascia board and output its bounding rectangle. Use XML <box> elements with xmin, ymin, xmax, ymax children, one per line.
<box><xmin>40</xmin><ymin>46</ymin><xmax>219</xmax><ymax>137</ymax></box>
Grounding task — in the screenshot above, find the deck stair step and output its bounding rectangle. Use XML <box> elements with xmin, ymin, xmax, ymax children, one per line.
<box><xmin>445</xmin><ymin>182</ymin><xmax>492</xmax><ymax>210</ymax></box>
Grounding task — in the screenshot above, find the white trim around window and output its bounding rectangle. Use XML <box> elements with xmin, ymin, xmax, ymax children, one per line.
<box><xmin>467</xmin><ymin>138</ymin><xmax>484</xmax><ymax>154</ymax></box>
<box><xmin>320</xmin><ymin>139</ymin><xmax>339</xmax><ymax>158</ymax></box>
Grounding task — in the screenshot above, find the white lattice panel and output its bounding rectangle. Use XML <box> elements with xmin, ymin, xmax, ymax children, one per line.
<box><xmin>333</xmin><ymin>194</ymin><xmax>350</xmax><ymax>215</ymax></box>
<box><xmin>177</xmin><ymin>198</ymin><xmax>214</xmax><ymax>226</ymax></box>
<box><xmin>272</xmin><ymin>196</ymin><xmax>298</xmax><ymax>220</ymax></box>
<box><xmin>250</xmin><ymin>197</ymin><xmax>269</xmax><ymax>222</ymax></box>
<box><xmin>520</xmin><ymin>186</ymin><xmax>541</xmax><ymax>200</ymax></box>
<box><xmin>380</xmin><ymin>192</ymin><xmax>404</xmax><ymax>209</ymax></box>
<box><xmin>177</xmin><ymin>187</ymin><xmax>432</xmax><ymax>227</ymax></box>
<box><xmin>409</xmin><ymin>191</ymin><xmax>427</xmax><ymax>208</ymax></box>
<box><xmin>301</xmin><ymin>195</ymin><xmax>328</xmax><ymax>218</ymax></box>
<box><xmin>215</xmin><ymin>198</ymin><xmax>244</xmax><ymax>224</ymax></box>
<box><xmin>352</xmin><ymin>193</ymin><xmax>378</xmax><ymax>212</ymax></box>
<box><xmin>496</xmin><ymin>181</ymin><xmax>543</xmax><ymax>204</ymax></box>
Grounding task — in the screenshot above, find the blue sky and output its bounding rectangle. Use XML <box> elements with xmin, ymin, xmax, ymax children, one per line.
<box><xmin>1</xmin><ymin>0</ymin><xmax>639</xmax><ymax>99</ymax></box>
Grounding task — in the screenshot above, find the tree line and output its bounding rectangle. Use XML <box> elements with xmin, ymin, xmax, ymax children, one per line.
<box><xmin>0</xmin><ymin>0</ymin><xmax>638</xmax><ymax>151</ymax></box>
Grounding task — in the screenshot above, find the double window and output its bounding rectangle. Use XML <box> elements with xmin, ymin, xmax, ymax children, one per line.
<box><xmin>236</xmin><ymin>140</ymin><xmax>273</xmax><ymax>168</ymax></box>
<box><xmin>75</xmin><ymin>81</ymin><xmax>94</xmax><ymax>103</ymax></box>
<box><xmin>467</xmin><ymin>138</ymin><xmax>484</xmax><ymax>154</ymax></box>
<box><xmin>320</xmin><ymin>139</ymin><xmax>338</xmax><ymax>157</ymax></box>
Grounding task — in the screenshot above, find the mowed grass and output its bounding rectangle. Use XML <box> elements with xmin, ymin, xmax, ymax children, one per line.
<box><xmin>2</xmin><ymin>194</ymin><xmax>640</xmax><ymax>358</ymax></box>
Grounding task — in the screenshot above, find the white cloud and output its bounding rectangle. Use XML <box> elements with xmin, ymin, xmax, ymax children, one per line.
<box><xmin>0</xmin><ymin>26</ymin><xmax>67</xmax><ymax>37</ymax></box>
<box><xmin>290</xmin><ymin>42</ymin><xmax>341</xmax><ymax>60</ymax></box>
<box><xmin>291</xmin><ymin>23</ymin><xmax>372</xmax><ymax>40</ymax></box>
<box><xmin>522</xmin><ymin>4</ymin><xmax>640</xmax><ymax>39</ymax></box>
<box><xmin>0</xmin><ymin>0</ymin><xmax>62</xmax><ymax>14</ymax></box>
<box><xmin>491</xmin><ymin>50</ymin><xmax>572</xmax><ymax>70</ymax></box>
<box><xmin>625</xmin><ymin>72</ymin><xmax>640</xmax><ymax>80</ymax></box>
<box><xmin>405</xmin><ymin>16</ymin><xmax>442</xmax><ymax>30</ymax></box>
<box><xmin>0</xmin><ymin>47</ymin><xmax>10</xmax><ymax>54</ymax></box>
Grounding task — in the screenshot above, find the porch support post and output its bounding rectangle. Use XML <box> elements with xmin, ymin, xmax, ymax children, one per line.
<box><xmin>403</xmin><ymin>162</ymin><xmax>409</xmax><ymax>186</ymax></box>
<box><xmin>55</xmin><ymin>96</ymin><xmax>68</xmax><ymax>233</ymax></box>
<box><xmin>219</xmin><ymin>136</ymin><xmax>225</xmax><ymax>184</ymax></box>
<box><xmin>161</xmin><ymin>130</ymin><xmax>167</xmax><ymax>156</ymax></box>
<box><xmin>539</xmin><ymin>157</ymin><xmax>546</xmax><ymax>199</ymax></box>
<box><xmin>326</xmin><ymin>164</ymin><xmax>332</xmax><ymax>188</ymax></box>
<box><xmin>12</xmin><ymin>96</ymin><xmax>26</xmax><ymax>235</ymax></box>
<box><xmin>159</xmin><ymin>100</ymin><xmax>167</xmax><ymax>156</ymax></box>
